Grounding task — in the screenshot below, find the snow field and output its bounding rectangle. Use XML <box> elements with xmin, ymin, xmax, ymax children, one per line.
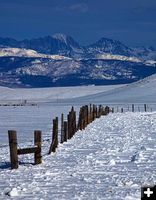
<box><xmin>0</xmin><ymin>84</ymin><xmax>122</xmax><ymax>101</ymax></box>
<box><xmin>0</xmin><ymin>112</ymin><xmax>156</xmax><ymax>199</ymax></box>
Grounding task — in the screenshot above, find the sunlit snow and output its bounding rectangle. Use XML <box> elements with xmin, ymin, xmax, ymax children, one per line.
<box><xmin>0</xmin><ymin>75</ymin><xmax>156</xmax><ymax>199</ymax></box>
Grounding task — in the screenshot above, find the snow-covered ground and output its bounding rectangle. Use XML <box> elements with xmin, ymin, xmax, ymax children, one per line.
<box><xmin>0</xmin><ymin>75</ymin><xmax>156</xmax><ymax>199</ymax></box>
<box><xmin>0</xmin><ymin>85</ymin><xmax>122</xmax><ymax>102</ymax></box>
<box><xmin>0</xmin><ymin>112</ymin><xmax>156</xmax><ymax>199</ymax></box>
<box><xmin>69</xmin><ymin>74</ymin><xmax>156</xmax><ymax>103</ymax></box>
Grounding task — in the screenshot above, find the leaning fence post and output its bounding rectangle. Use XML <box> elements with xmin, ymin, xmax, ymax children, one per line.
<box><xmin>34</xmin><ymin>130</ymin><xmax>42</xmax><ymax>164</ymax></box>
<box><xmin>8</xmin><ymin>130</ymin><xmax>18</xmax><ymax>169</ymax></box>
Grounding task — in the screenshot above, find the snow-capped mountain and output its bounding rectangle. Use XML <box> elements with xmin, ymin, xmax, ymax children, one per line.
<box><xmin>0</xmin><ymin>34</ymin><xmax>84</xmax><ymax>58</ymax></box>
<box><xmin>0</xmin><ymin>47</ymin><xmax>71</xmax><ymax>60</ymax></box>
<box><xmin>0</xmin><ymin>34</ymin><xmax>156</xmax><ymax>60</ymax></box>
<box><xmin>85</xmin><ymin>37</ymin><xmax>156</xmax><ymax>61</ymax></box>
<box><xmin>0</xmin><ymin>34</ymin><xmax>156</xmax><ymax>87</ymax></box>
<box><xmin>85</xmin><ymin>37</ymin><xmax>134</xmax><ymax>57</ymax></box>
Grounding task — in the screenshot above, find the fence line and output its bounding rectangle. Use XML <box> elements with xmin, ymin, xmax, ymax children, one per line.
<box><xmin>7</xmin><ymin>103</ymin><xmax>150</xmax><ymax>169</ymax></box>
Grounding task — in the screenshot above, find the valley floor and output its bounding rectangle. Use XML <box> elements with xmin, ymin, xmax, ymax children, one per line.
<box><xmin>0</xmin><ymin>112</ymin><xmax>156</xmax><ymax>200</ymax></box>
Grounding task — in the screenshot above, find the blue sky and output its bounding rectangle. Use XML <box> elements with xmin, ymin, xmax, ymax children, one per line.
<box><xmin>0</xmin><ymin>0</ymin><xmax>156</xmax><ymax>47</ymax></box>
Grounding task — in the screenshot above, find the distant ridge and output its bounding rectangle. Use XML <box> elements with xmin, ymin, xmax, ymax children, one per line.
<box><xmin>0</xmin><ymin>33</ymin><xmax>156</xmax><ymax>60</ymax></box>
<box><xmin>0</xmin><ymin>34</ymin><xmax>156</xmax><ymax>87</ymax></box>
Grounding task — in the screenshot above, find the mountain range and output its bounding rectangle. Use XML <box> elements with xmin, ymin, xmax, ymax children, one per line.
<box><xmin>0</xmin><ymin>33</ymin><xmax>156</xmax><ymax>87</ymax></box>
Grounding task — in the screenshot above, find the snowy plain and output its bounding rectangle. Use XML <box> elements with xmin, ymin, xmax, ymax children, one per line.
<box><xmin>0</xmin><ymin>112</ymin><xmax>156</xmax><ymax>200</ymax></box>
<box><xmin>0</xmin><ymin>76</ymin><xmax>156</xmax><ymax>199</ymax></box>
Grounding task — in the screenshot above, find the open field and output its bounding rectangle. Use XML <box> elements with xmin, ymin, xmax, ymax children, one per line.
<box><xmin>0</xmin><ymin>76</ymin><xmax>156</xmax><ymax>199</ymax></box>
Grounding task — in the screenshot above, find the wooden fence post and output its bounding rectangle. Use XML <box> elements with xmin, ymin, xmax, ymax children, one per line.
<box><xmin>68</xmin><ymin>113</ymin><xmax>71</xmax><ymax>139</ymax></box>
<box><xmin>61</xmin><ymin>113</ymin><xmax>64</xmax><ymax>143</ymax></box>
<box><xmin>34</xmin><ymin>130</ymin><xmax>42</xmax><ymax>164</ymax></box>
<box><xmin>73</xmin><ymin>110</ymin><xmax>76</xmax><ymax>135</ymax></box>
<box><xmin>90</xmin><ymin>104</ymin><xmax>92</xmax><ymax>123</ymax></box>
<box><xmin>105</xmin><ymin>106</ymin><xmax>110</xmax><ymax>115</ymax></box>
<box><xmin>8</xmin><ymin>130</ymin><xmax>18</xmax><ymax>169</ymax></box>
<box><xmin>54</xmin><ymin>117</ymin><xmax>58</xmax><ymax>149</ymax></box>
<box><xmin>144</xmin><ymin>104</ymin><xmax>147</xmax><ymax>112</ymax></box>
<box><xmin>81</xmin><ymin>107</ymin><xmax>84</xmax><ymax>130</ymax></box>
<box><xmin>93</xmin><ymin>105</ymin><xmax>96</xmax><ymax>120</ymax></box>
<box><xmin>95</xmin><ymin>106</ymin><xmax>98</xmax><ymax>118</ymax></box>
<box><xmin>48</xmin><ymin>117</ymin><xmax>58</xmax><ymax>154</ymax></box>
<box><xmin>70</xmin><ymin>109</ymin><xmax>74</xmax><ymax>138</ymax></box>
<box><xmin>77</xmin><ymin>107</ymin><xmax>82</xmax><ymax>130</ymax></box>
<box><xmin>81</xmin><ymin>107</ymin><xmax>85</xmax><ymax>129</ymax></box>
<box><xmin>132</xmin><ymin>104</ymin><xmax>134</xmax><ymax>112</ymax></box>
<box><xmin>84</xmin><ymin>105</ymin><xmax>88</xmax><ymax>127</ymax></box>
<box><xmin>64</xmin><ymin>121</ymin><xmax>68</xmax><ymax>142</ymax></box>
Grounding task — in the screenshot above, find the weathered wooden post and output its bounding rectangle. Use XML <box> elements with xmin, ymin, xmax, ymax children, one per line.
<box><xmin>72</xmin><ymin>108</ymin><xmax>76</xmax><ymax>136</ymax></box>
<box><xmin>95</xmin><ymin>106</ymin><xmax>98</xmax><ymax>118</ymax></box>
<box><xmin>34</xmin><ymin>130</ymin><xmax>42</xmax><ymax>164</ymax></box>
<box><xmin>48</xmin><ymin>117</ymin><xmax>58</xmax><ymax>154</ymax></box>
<box><xmin>77</xmin><ymin>107</ymin><xmax>82</xmax><ymax>130</ymax></box>
<box><xmin>81</xmin><ymin>106</ymin><xmax>85</xmax><ymax>129</ymax></box>
<box><xmin>55</xmin><ymin>117</ymin><xmax>58</xmax><ymax>148</ymax></box>
<box><xmin>81</xmin><ymin>107</ymin><xmax>85</xmax><ymax>130</ymax></box>
<box><xmin>61</xmin><ymin>113</ymin><xmax>64</xmax><ymax>143</ymax></box>
<box><xmin>68</xmin><ymin>113</ymin><xmax>71</xmax><ymax>139</ymax></box>
<box><xmin>97</xmin><ymin>105</ymin><xmax>100</xmax><ymax>117</ymax></box>
<box><xmin>105</xmin><ymin>106</ymin><xmax>110</xmax><ymax>115</ymax></box>
<box><xmin>89</xmin><ymin>104</ymin><xmax>93</xmax><ymax>123</ymax></box>
<box><xmin>93</xmin><ymin>105</ymin><xmax>96</xmax><ymax>120</ymax></box>
<box><xmin>68</xmin><ymin>107</ymin><xmax>76</xmax><ymax>139</ymax></box>
<box><xmin>73</xmin><ymin>110</ymin><xmax>76</xmax><ymax>134</ymax></box>
<box><xmin>70</xmin><ymin>109</ymin><xmax>74</xmax><ymax>138</ymax></box>
<box><xmin>84</xmin><ymin>105</ymin><xmax>88</xmax><ymax>127</ymax></box>
<box><xmin>144</xmin><ymin>104</ymin><xmax>147</xmax><ymax>112</ymax></box>
<box><xmin>132</xmin><ymin>104</ymin><xmax>134</xmax><ymax>112</ymax></box>
<box><xmin>98</xmin><ymin>105</ymin><xmax>103</xmax><ymax>117</ymax></box>
<box><xmin>121</xmin><ymin>108</ymin><xmax>123</xmax><ymax>113</ymax></box>
<box><xmin>84</xmin><ymin>106</ymin><xmax>87</xmax><ymax>128</ymax></box>
<box><xmin>64</xmin><ymin>121</ymin><xmax>68</xmax><ymax>142</ymax></box>
<box><xmin>8</xmin><ymin>130</ymin><xmax>18</xmax><ymax>169</ymax></box>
